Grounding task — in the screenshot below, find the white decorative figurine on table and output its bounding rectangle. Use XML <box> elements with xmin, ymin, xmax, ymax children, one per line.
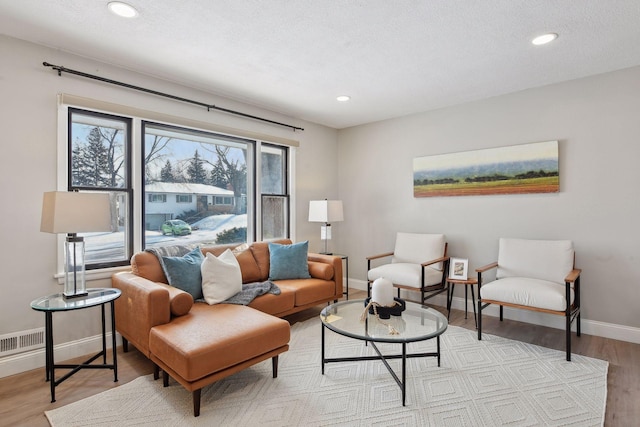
<box><xmin>362</xmin><ymin>277</ymin><xmax>406</xmax><ymax>334</ymax></box>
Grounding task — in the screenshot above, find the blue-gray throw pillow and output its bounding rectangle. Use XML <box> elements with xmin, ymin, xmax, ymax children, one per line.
<box><xmin>268</xmin><ymin>241</ymin><xmax>311</xmax><ymax>280</ymax></box>
<box><xmin>161</xmin><ymin>247</ymin><xmax>204</xmax><ymax>300</ymax></box>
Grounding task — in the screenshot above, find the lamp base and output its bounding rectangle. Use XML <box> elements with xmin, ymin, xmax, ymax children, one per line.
<box><xmin>63</xmin><ymin>291</ymin><xmax>89</xmax><ymax>299</ymax></box>
<box><xmin>64</xmin><ymin>235</ymin><xmax>87</xmax><ymax>299</ymax></box>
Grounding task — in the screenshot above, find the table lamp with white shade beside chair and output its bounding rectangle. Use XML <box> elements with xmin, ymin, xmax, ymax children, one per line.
<box><xmin>308</xmin><ymin>199</ymin><xmax>343</xmax><ymax>255</ymax></box>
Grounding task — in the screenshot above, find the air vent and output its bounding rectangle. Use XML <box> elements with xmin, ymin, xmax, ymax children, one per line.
<box><xmin>0</xmin><ymin>328</ymin><xmax>45</xmax><ymax>357</ymax></box>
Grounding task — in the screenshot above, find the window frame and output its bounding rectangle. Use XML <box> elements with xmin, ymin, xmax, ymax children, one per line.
<box><xmin>141</xmin><ymin>120</ymin><xmax>257</xmax><ymax>249</ymax></box>
<box><xmin>60</xmin><ymin>103</ymin><xmax>292</xmax><ymax>276</ymax></box>
<box><xmin>260</xmin><ymin>143</ymin><xmax>290</xmax><ymax>241</ymax></box>
<box><xmin>67</xmin><ymin>108</ymin><xmax>133</xmax><ymax>270</ymax></box>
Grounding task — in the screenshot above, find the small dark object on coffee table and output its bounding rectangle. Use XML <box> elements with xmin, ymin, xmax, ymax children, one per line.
<box><xmin>364</xmin><ymin>297</ymin><xmax>406</xmax><ymax>319</ymax></box>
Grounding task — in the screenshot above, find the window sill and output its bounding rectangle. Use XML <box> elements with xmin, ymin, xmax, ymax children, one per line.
<box><xmin>54</xmin><ymin>265</ymin><xmax>131</xmax><ymax>285</ymax></box>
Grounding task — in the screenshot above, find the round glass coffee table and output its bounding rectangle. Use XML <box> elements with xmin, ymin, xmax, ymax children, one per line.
<box><xmin>320</xmin><ymin>299</ymin><xmax>448</xmax><ymax>406</ymax></box>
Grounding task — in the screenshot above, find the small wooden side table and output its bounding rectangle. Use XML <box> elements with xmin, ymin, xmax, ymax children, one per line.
<box><xmin>446</xmin><ymin>277</ymin><xmax>478</xmax><ymax>328</ymax></box>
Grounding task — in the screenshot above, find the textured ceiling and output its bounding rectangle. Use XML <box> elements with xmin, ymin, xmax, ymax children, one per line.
<box><xmin>1</xmin><ymin>1</ymin><xmax>640</xmax><ymax>129</ymax></box>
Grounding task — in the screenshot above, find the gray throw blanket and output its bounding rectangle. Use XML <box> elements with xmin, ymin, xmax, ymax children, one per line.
<box><xmin>223</xmin><ymin>281</ymin><xmax>281</xmax><ymax>305</ymax></box>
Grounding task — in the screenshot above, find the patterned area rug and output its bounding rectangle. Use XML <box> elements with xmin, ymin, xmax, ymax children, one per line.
<box><xmin>46</xmin><ymin>318</ymin><xmax>608</xmax><ymax>426</ymax></box>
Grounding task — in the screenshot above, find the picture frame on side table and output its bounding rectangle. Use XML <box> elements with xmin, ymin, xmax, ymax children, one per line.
<box><xmin>449</xmin><ymin>257</ymin><xmax>469</xmax><ymax>280</ymax></box>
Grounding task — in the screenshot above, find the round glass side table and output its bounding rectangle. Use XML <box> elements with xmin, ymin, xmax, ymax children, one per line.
<box><xmin>30</xmin><ymin>288</ymin><xmax>121</xmax><ymax>402</ymax></box>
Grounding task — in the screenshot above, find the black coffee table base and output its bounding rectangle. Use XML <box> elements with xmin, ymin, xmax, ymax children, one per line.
<box><xmin>321</xmin><ymin>323</ymin><xmax>441</xmax><ymax>406</ymax></box>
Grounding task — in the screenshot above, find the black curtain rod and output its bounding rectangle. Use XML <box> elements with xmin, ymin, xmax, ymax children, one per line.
<box><xmin>43</xmin><ymin>62</ymin><xmax>304</xmax><ymax>132</ymax></box>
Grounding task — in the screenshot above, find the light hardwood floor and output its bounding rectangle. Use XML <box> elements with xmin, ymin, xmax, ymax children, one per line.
<box><xmin>1</xmin><ymin>289</ymin><xmax>638</xmax><ymax>426</ymax></box>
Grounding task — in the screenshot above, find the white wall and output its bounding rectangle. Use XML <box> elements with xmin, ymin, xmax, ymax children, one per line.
<box><xmin>0</xmin><ymin>35</ymin><xmax>338</xmax><ymax>374</ymax></box>
<box><xmin>336</xmin><ymin>66</ymin><xmax>640</xmax><ymax>334</ymax></box>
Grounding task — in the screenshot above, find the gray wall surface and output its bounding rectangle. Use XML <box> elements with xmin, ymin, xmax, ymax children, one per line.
<box><xmin>336</xmin><ymin>65</ymin><xmax>640</xmax><ymax>331</ymax></box>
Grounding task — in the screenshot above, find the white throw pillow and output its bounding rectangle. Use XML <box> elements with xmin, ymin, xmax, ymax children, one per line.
<box><xmin>201</xmin><ymin>249</ymin><xmax>243</xmax><ymax>305</ymax></box>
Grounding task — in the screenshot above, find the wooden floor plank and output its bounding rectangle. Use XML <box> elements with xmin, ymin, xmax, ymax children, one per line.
<box><xmin>1</xmin><ymin>290</ymin><xmax>637</xmax><ymax>426</ymax></box>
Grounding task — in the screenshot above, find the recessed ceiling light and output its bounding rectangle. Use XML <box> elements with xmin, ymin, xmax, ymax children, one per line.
<box><xmin>336</xmin><ymin>95</ymin><xmax>351</xmax><ymax>102</ymax></box>
<box><xmin>532</xmin><ymin>33</ymin><xmax>558</xmax><ymax>46</ymax></box>
<box><xmin>108</xmin><ymin>2</ymin><xmax>138</xmax><ymax>18</ymax></box>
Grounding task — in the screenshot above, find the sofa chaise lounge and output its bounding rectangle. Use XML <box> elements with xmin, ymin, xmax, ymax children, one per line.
<box><xmin>112</xmin><ymin>239</ymin><xmax>343</xmax><ymax>416</ymax></box>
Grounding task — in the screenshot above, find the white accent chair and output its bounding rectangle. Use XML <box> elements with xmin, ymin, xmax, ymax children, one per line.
<box><xmin>477</xmin><ymin>238</ymin><xmax>581</xmax><ymax>361</ymax></box>
<box><xmin>367</xmin><ymin>233</ymin><xmax>449</xmax><ymax>305</ymax></box>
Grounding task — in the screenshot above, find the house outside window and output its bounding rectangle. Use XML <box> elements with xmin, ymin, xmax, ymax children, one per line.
<box><xmin>176</xmin><ymin>194</ymin><xmax>192</xmax><ymax>203</ymax></box>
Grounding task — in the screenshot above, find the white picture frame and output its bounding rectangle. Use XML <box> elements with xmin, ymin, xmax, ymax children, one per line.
<box><xmin>449</xmin><ymin>257</ymin><xmax>469</xmax><ymax>280</ymax></box>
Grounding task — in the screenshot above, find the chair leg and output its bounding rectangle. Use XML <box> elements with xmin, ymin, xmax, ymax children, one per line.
<box><xmin>577</xmin><ymin>311</ymin><xmax>581</xmax><ymax>336</ymax></box>
<box><xmin>499</xmin><ymin>305</ymin><xmax>503</xmax><ymax>321</ymax></box>
<box><xmin>153</xmin><ymin>364</ymin><xmax>160</xmax><ymax>380</ymax></box>
<box><xmin>162</xmin><ymin>370</ymin><xmax>169</xmax><ymax>387</ymax></box>
<box><xmin>193</xmin><ymin>389</ymin><xmax>201</xmax><ymax>417</ymax></box>
<box><xmin>477</xmin><ymin>299</ymin><xmax>482</xmax><ymax>341</ymax></box>
<box><xmin>122</xmin><ymin>337</ymin><xmax>129</xmax><ymax>353</ymax></box>
<box><xmin>566</xmin><ymin>313</ymin><xmax>572</xmax><ymax>362</ymax></box>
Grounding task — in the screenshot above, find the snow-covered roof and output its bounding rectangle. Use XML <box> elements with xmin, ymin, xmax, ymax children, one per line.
<box><xmin>146</xmin><ymin>182</ymin><xmax>234</xmax><ymax>196</ymax></box>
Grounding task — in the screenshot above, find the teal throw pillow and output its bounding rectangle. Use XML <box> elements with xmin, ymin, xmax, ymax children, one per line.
<box><xmin>268</xmin><ymin>241</ymin><xmax>311</xmax><ymax>280</ymax></box>
<box><xmin>161</xmin><ymin>247</ymin><xmax>204</xmax><ymax>300</ymax></box>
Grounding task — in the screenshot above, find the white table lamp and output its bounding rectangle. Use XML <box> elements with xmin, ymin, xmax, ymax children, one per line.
<box><xmin>41</xmin><ymin>191</ymin><xmax>112</xmax><ymax>298</ymax></box>
<box><xmin>308</xmin><ymin>199</ymin><xmax>343</xmax><ymax>254</ymax></box>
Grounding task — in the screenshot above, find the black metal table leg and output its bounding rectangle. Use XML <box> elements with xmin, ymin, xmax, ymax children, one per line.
<box><xmin>446</xmin><ymin>283</ymin><xmax>455</xmax><ymax>320</ymax></box>
<box><xmin>321</xmin><ymin>323</ymin><xmax>325</xmax><ymax>375</ymax></box>
<box><xmin>471</xmin><ymin>285</ymin><xmax>477</xmax><ymax>328</ymax></box>
<box><xmin>101</xmin><ymin>303</ymin><xmax>107</xmax><ymax>364</ymax></box>
<box><xmin>402</xmin><ymin>342</ymin><xmax>407</xmax><ymax>406</ymax></box>
<box><xmin>464</xmin><ymin>285</ymin><xmax>468</xmax><ymax>319</ymax></box>
<box><xmin>45</xmin><ymin>312</ymin><xmax>55</xmax><ymax>402</ymax></box>
<box><xmin>111</xmin><ymin>300</ymin><xmax>118</xmax><ymax>382</ymax></box>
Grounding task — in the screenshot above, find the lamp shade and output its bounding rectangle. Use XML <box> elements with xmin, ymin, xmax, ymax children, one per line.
<box><xmin>308</xmin><ymin>200</ymin><xmax>344</xmax><ymax>223</ymax></box>
<box><xmin>41</xmin><ymin>191</ymin><xmax>112</xmax><ymax>234</ymax></box>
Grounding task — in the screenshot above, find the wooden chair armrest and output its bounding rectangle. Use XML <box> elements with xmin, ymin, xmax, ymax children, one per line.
<box><xmin>366</xmin><ymin>251</ymin><xmax>394</xmax><ymax>261</ymax></box>
<box><xmin>476</xmin><ymin>261</ymin><xmax>498</xmax><ymax>273</ymax></box>
<box><xmin>421</xmin><ymin>255</ymin><xmax>449</xmax><ymax>267</ymax></box>
<box><xmin>565</xmin><ymin>268</ymin><xmax>582</xmax><ymax>283</ymax></box>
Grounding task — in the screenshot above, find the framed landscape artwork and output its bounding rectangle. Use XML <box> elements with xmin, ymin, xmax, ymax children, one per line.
<box><xmin>413</xmin><ymin>140</ymin><xmax>559</xmax><ymax>197</ymax></box>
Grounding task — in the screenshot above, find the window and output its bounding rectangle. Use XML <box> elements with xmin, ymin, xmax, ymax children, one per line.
<box><xmin>260</xmin><ymin>144</ymin><xmax>289</xmax><ymax>240</ymax></box>
<box><xmin>214</xmin><ymin>196</ymin><xmax>233</xmax><ymax>205</ymax></box>
<box><xmin>68</xmin><ymin>108</ymin><xmax>132</xmax><ymax>268</ymax></box>
<box><xmin>148</xmin><ymin>194</ymin><xmax>166</xmax><ymax>203</ymax></box>
<box><xmin>143</xmin><ymin>122</ymin><xmax>253</xmax><ymax>249</ymax></box>
<box><xmin>65</xmin><ymin>107</ymin><xmax>289</xmax><ymax>270</ymax></box>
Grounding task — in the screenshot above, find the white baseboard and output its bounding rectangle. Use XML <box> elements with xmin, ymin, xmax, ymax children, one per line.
<box><xmin>0</xmin><ymin>333</ymin><xmax>122</xmax><ymax>379</ymax></box>
<box><xmin>348</xmin><ymin>278</ymin><xmax>640</xmax><ymax>345</ymax></box>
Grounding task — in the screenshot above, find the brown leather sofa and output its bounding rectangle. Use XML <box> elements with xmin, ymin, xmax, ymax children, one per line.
<box><xmin>112</xmin><ymin>239</ymin><xmax>343</xmax><ymax>416</ymax></box>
